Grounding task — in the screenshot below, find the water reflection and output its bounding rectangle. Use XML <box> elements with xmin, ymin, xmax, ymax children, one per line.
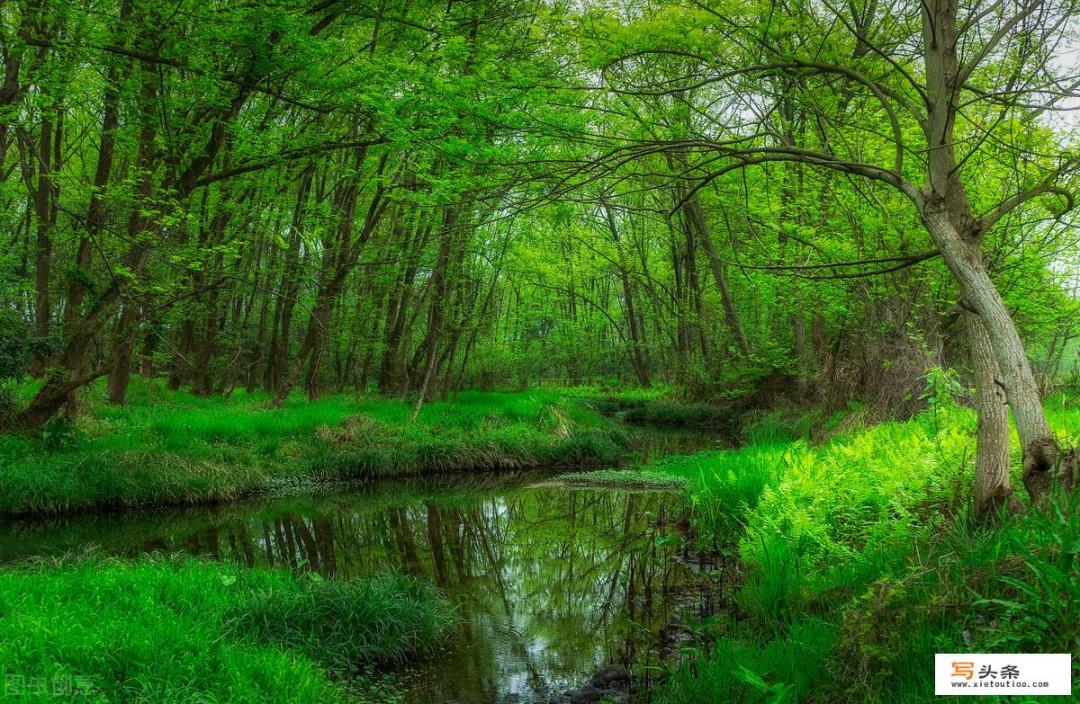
<box><xmin>3</xmin><ymin>470</ymin><xmax>727</xmax><ymax>703</ymax></box>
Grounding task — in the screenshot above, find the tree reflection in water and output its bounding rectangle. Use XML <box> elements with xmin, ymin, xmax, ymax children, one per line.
<box><xmin>2</xmin><ymin>471</ymin><xmax>728</xmax><ymax>703</ymax></box>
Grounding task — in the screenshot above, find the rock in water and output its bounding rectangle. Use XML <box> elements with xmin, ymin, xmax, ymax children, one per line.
<box><xmin>590</xmin><ymin>664</ymin><xmax>629</xmax><ymax>686</ymax></box>
<box><xmin>568</xmin><ymin>684</ymin><xmax>605</xmax><ymax>704</ymax></box>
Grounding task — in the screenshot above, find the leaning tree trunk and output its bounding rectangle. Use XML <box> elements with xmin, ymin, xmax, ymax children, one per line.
<box><xmin>964</xmin><ymin>309</ymin><xmax>1012</xmax><ymax>519</ymax></box>
<box><xmin>919</xmin><ymin>0</ymin><xmax>1063</xmax><ymax>504</ymax></box>
<box><xmin>923</xmin><ymin>208</ymin><xmax>1059</xmax><ymax>501</ymax></box>
<box><xmin>271</xmin><ymin>297</ymin><xmax>329</xmax><ymax>408</ymax></box>
<box><xmin>17</xmin><ymin>287</ymin><xmax>119</xmax><ymax>427</ymax></box>
<box><xmin>411</xmin><ymin>212</ymin><xmax>458</xmax><ymax>420</ymax></box>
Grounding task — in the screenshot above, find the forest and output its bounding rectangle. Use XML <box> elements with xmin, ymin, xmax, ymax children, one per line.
<box><xmin>0</xmin><ymin>0</ymin><xmax>1078</xmax><ymax>702</ymax></box>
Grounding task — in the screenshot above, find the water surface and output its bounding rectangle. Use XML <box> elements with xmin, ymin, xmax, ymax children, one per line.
<box><xmin>3</xmin><ymin>430</ymin><xmax>729</xmax><ymax>703</ymax></box>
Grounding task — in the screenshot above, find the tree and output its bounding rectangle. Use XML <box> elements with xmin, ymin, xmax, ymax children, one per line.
<box><xmin>587</xmin><ymin>0</ymin><xmax>1079</xmax><ymax>502</ymax></box>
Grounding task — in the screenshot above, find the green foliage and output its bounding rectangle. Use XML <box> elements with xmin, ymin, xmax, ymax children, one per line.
<box><xmin>655</xmin><ymin>443</ymin><xmax>786</xmax><ymax>534</ymax></box>
<box><xmin>832</xmin><ymin>492</ymin><xmax>1080</xmax><ymax>701</ymax></box>
<box><xmin>0</xmin><ymin>310</ymin><xmax>61</xmax><ymax>384</ymax></box>
<box><xmin>974</xmin><ymin>495</ymin><xmax>1079</xmax><ymax>654</ymax></box>
<box><xmin>236</xmin><ymin>573</ymin><xmax>458</xmax><ymax>670</ymax></box>
<box><xmin>661</xmin><ymin>619</ymin><xmax>837</xmax><ymax>704</ymax></box>
<box><xmin>738</xmin><ymin>415</ymin><xmax>970</xmax><ymax>625</ymax></box>
<box><xmin>0</xmin><ymin>555</ymin><xmax>455</xmax><ymax>703</ymax></box>
<box><xmin>656</xmin><ymin>395</ymin><xmax>1080</xmax><ymax>703</ymax></box>
<box><xmin>0</xmin><ymin>0</ymin><xmax>1076</xmax><ymax>699</ymax></box>
<box><xmin>0</xmin><ymin>310</ymin><xmax>30</xmax><ymax>382</ymax></box>
<box><xmin>0</xmin><ymin>378</ymin><xmax>629</xmax><ymax>514</ymax></box>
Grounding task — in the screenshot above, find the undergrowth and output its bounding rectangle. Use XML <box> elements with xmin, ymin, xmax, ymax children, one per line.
<box><xmin>657</xmin><ymin>391</ymin><xmax>1079</xmax><ymax>703</ymax></box>
<box><xmin>572</xmin><ymin>385</ymin><xmax>732</xmax><ymax>427</ymax></box>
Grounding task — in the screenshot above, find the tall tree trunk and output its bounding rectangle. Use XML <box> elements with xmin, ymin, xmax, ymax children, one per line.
<box><xmin>921</xmin><ymin>0</ymin><xmax>1060</xmax><ymax>501</ymax></box>
<box><xmin>106</xmin><ymin>304</ymin><xmax>139</xmax><ymax>404</ymax></box>
<box><xmin>30</xmin><ymin>111</ymin><xmax>54</xmax><ymax>376</ymax></box>
<box><xmin>411</xmin><ymin>207</ymin><xmax>460</xmax><ymax>420</ymax></box>
<box><xmin>378</xmin><ymin>213</ymin><xmax>428</xmax><ymax>394</ymax></box>
<box><xmin>964</xmin><ymin>309</ymin><xmax>1012</xmax><ymax>519</ymax></box>
<box><xmin>106</xmin><ymin>59</ymin><xmax>158</xmax><ymax>406</ymax></box>
<box><xmin>63</xmin><ymin>0</ymin><xmax>131</xmax><ymax>415</ymax></box>
<box><xmin>264</xmin><ymin>169</ymin><xmax>313</xmax><ymax>392</ymax></box>
<box><xmin>602</xmin><ymin>202</ymin><xmax>650</xmax><ymax>387</ymax></box>
<box><xmin>685</xmin><ymin>193</ymin><xmax>750</xmax><ymax>360</ymax></box>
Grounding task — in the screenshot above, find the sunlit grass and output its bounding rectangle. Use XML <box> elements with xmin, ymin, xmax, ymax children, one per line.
<box><xmin>0</xmin><ymin>377</ymin><xmax>629</xmax><ymax>514</ymax></box>
<box><xmin>0</xmin><ymin>555</ymin><xmax>456</xmax><ymax>703</ymax></box>
<box><xmin>657</xmin><ymin>393</ymin><xmax>1080</xmax><ymax>703</ymax></box>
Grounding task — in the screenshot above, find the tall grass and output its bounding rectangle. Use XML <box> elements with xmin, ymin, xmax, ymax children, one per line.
<box><xmin>662</xmin><ymin>619</ymin><xmax>837</xmax><ymax>704</ymax></box>
<box><xmin>651</xmin><ymin>442</ymin><xmax>787</xmax><ymax>534</ymax></box>
<box><xmin>0</xmin><ymin>555</ymin><xmax>456</xmax><ymax>703</ymax></box>
<box><xmin>657</xmin><ymin>393</ymin><xmax>1079</xmax><ymax>703</ymax></box>
<box><xmin>0</xmin><ymin>378</ymin><xmax>629</xmax><ymax>514</ymax></box>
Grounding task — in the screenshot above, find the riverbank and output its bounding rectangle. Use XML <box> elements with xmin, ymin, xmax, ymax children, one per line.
<box><xmin>644</xmin><ymin>392</ymin><xmax>1080</xmax><ymax>703</ymax></box>
<box><xmin>4</xmin><ymin>380</ymin><xmax>1076</xmax><ymax>701</ymax></box>
<box><xmin>0</xmin><ymin>473</ymin><xmax>697</xmax><ymax>704</ymax></box>
<box><xmin>0</xmin><ymin>555</ymin><xmax>456</xmax><ymax>702</ymax></box>
<box><xmin>548</xmin><ymin>468</ymin><xmax>690</xmax><ymax>489</ymax></box>
<box><xmin>0</xmin><ymin>378</ymin><xmax>630</xmax><ymax>515</ymax></box>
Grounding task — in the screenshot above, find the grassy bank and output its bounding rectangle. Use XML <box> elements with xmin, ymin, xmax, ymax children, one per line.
<box><xmin>0</xmin><ymin>555</ymin><xmax>455</xmax><ymax>703</ymax></box>
<box><xmin>651</xmin><ymin>393</ymin><xmax>1079</xmax><ymax>703</ymax></box>
<box><xmin>0</xmin><ymin>378</ymin><xmax>629</xmax><ymax>515</ymax></box>
<box><xmin>552</xmin><ymin>468</ymin><xmax>690</xmax><ymax>489</ymax></box>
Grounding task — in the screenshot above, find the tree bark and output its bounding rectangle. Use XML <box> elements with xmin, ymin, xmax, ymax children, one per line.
<box><xmin>264</xmin><ymin>169</ymin><xmax>313</xmax><ymax>393</ymax></box>
<box><xmin>964</xmin><ymin>309</ymin><xmax>1012</xmax><ymax>519</ymax></box>
<box><xmin>63</xmin><ymin>0</ymin><xmax>132</xmax><ymax>415</ymax></box>
<box><xmin>106</xmin><ymin>57</ymin><xmax>158</xmax><ymax>406</ymax></box>
<box><xmin>411</xmin><ymin>206</ymin><xmax>461</xmax><ymax>419</ymax></box>
<box><xmin>271</xmin><ymin>153</ymin><xmax>386</xmax><ymax>407</ymax></box>
<box><xmin>106</xmin><ymin>303</ymin><xmax>139</xmax><ymax>404</ymax></box>
<box><xmin>923</xmin><ymin>208</ymin><xmax>1058</xmax><ymax>501</ymax></box>
<box><xmin>30</xmin><ymin>110</ymin><xmax>54</xmax><ymax>376</ymax></box>
<box><xmin>602</xmin><ymin>202</ymin><xmax>651</xmax><ymax>387</ymax></box>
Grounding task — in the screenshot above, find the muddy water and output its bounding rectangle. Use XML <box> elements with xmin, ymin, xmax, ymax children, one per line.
<box><xmin>2</xmin><ymin>430</ymin><xmax>730</xmax><ymax>703</ymax></box>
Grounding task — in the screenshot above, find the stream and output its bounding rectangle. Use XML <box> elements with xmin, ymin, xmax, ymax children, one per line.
<box><xmin>1</xmin><ymin>428</ymin><xmax>732</xmax><ymax>703</ymax></box>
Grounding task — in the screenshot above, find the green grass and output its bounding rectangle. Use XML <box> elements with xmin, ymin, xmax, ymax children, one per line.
<box><xmin>0</xmin><ymin>377</ymin><xmax>630</xmax><ymax>514</ymax></box>
<box><xmin>0</xmin><ymin>555</ymin><xmax>456</xmax><ymax>703</ymax></box>
<box><xmin>661</xmin><ymin>618</ymin><xmax>838</xmax><ymax>704</ymax></box>
<box><xmin>649</xmin><ymin>442</ymin><xmax>787</xmax><ymax>534</ymax></box>
<box><xmin>553</xmin><ymin>467</ymin><xmax>690</xmax><ymax>489</ymax></box>
<box><xmin>655</xmin><ymin>391</ymin><xmax>1080</xmax><ymax>703</ymax></box>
